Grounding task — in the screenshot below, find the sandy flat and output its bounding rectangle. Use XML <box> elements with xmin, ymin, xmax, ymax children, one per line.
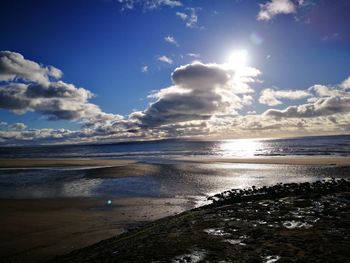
<box><xmin>173</xmin><ymin>156</ymin><xmax>350</xmax><ymax>166</ymax></box>
<box><xmin>0</xmin><ymin>197</ymin><xmax>190</xmax><ymax>263</ymax></box>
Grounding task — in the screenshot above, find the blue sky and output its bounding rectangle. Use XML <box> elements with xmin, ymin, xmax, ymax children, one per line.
<box><xmin>0</xmin><ymin>0</ymin><xmax>350</xmax><ymax>144</ymax></box>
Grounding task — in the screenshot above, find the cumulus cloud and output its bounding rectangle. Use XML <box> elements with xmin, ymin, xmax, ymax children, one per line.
<box><xmin>259</xmin><ymin>88</ymin><xmax>311</xmax><ymax>106</ymax></box>
<box><xmin>2</xmin><ymin>50</ymin><xmax>350</xmax><ymax>145</ymax></box>
<box><xmin>0</xmin><ymin>51</ymin><xmax>123</xmax><ymax>123</ymax></box>
<box><xmin>131</xmin><ymin>62</ymin><xmax>260</xmax><ymax>127</ymax></box>
<box><xmin>309</xmin><ymin>84</ymin><xmax>347</xmax><ymax>98</ymax></box>
<box><xmin>157</xmin><ymin>55</ymin><xmax>173</xmax><ymax>64</ymax></box>
<box><xmin>164</xmin><ymin>36</ymin><xmax>179</xmax><ymax>46</ymax></box>
<box><xmin>264</xmin><ymin>76</ymin><xmax>350</xmax><ymax>119</ymax></box>
<box><xmin>0</xmin><ymin>122</ymin><xmax>27</xmax><ymax>131</ymax></box>
<box><xmin>257</xmin><ymin>0</ymin><xmax>297</xmax><ymax>21</ymax></box>
<box><xmin>341</xmin><ymin>76</ymin><xmax>350</xmax><ymax>90</ymax></box>
<box><xmin>264</xmin><ymin>96</ymin><xmax>350</xmax><ymax>118</ymax></box>
<box><xmin>11</xmin><ymin>123</ymin><xmax>27</xmax><ymax>130</ymax></box>
<box><xmin>0</xmin><ymin>80</ymin><xmax>101</xmax><ymax>120</ymax></box>
<box><xmin>0</xmin><ymin>51</ymin><xmax>62</xmax><ymax>85</ymax></box>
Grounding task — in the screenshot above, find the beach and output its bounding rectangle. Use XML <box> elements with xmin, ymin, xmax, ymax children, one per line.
<box><xmin>0</xmin><ymin>196</ymin><xmax>192</xmax><ymax>263</ymax></box>
<box><xmin>0</xmin><ymin>159</ymin><xmax>189</xmax><ymax>262</ymax></box>
<box><xmin>53</xmin><ymin>179</ymin><xmax>350</xmax><ymax>262</ymax></box>
<box><xmin>2</xmin><ymin>0</ymin><xmax>350</xmax><ymax>261</ymax></box>
<box><xmin>0</xmin><ymin>155</ymin><xmax>350</xmax><ymax>262</ymax></box>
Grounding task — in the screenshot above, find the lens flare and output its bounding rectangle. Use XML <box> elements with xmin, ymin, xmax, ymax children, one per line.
<box><xmin>250</xmin><ymin>32</ymin><xmax>263</xmax><ymax>45</ymax></box>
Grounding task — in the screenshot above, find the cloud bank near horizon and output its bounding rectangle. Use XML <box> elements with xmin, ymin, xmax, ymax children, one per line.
<box><xmin>1</xmin><ymin>51</ymin><xmax>350</xmax><ymax>145</ymax></box>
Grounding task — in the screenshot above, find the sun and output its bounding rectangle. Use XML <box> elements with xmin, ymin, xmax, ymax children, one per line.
<box><xmin>228</xmin><ymin>49</ymin><xmax>248</xmax><ymax>69</ymax></box>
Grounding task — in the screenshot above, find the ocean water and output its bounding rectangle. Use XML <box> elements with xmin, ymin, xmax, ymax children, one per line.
<box><xmin>0</xmin><ymin>135</ymin><xmax>349</xmax><ymax>200</ymax></box>
<box><xmin>1</xmin><ymin>135</ymin><xmax>350</xmax><ymax>160</ymax></box>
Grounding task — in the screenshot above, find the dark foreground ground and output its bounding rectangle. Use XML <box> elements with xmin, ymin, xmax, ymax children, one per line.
<box><xmin>52</xmin><ymin>179</ymin><xmax>350</xmax><ymax>263</ymax></box>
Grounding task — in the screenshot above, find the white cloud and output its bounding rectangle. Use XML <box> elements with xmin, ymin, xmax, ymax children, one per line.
<box><xmin>340</xmin><ymin>76</ymin><xmax>350</xmax><ymax>90</ymax></box>
<box><xmin>164</xmin><ymin>36</ymin><xmax>179</xmax><ymax>46</ymax></box>
<box><xmin>176</xmin><ymin>12</ymin><xmax>187</xmax><ymax>20</ymax></box>
<box><xmin>264</xmin><ymin>96</ymin><xmax>350</xmax><ymax>118</ymax></box>
<box><xmin>157</xmin><ymin>55</ymin><xmax>173</xmax><ymax>64</ymax></box>
<box><xmin>0</xmin><ymin>51</ymin><xmax>123</xmax><ymax>123</ymax></box>
<box><xmin>2</xmin><ymin>51</ymin><xmax>350</xmax><ymax>145</ymax></box>
<box><xmin>187</xmin><ymin>53</ymin><xmax>200</xmax><ymax>58</ymax></box>
<box><xmin>0</xmin><ymin>122</ymin><xmax>26</xmax><ymax>131</ymax></box>
<box><xmin>141</xmin><ymin>65</ymin><xmax>148</xmax><ymax>73</ymax></box>
<box><xmin>118</xmin><ymin>0</ymin><xmax>182</xmax><ymax>10</ymax></box>
<box><xmin>322</xmin><ymin>33</ymin><xmax>339</xmax><ymax>41</ymax></box>
<box><xmin>176</xmin><ymin>8</ymin><xmax>199</xmax><ymax>28</ymax></box>
<box><xmin>0</xmin><ymin>51</ymin><xmax>62</xmax><ymax>85</ymax></box>
<box><xmin>131</xmin><ymin>61</ymin><xmax>261</xmax><ymax>127</ymax></box>
<box><xmin>257</xmin><ymin>0</ymin><xmax>296</xmax><ymax>21</ymax></box>
<box><xmin>259</xmin><ymin>88</ymin><xmax>311</xmax><ymax>106</ymax></box>
<box><xmin>11</xmin><ymin>123</ymin><xmax>27</xmax><ymax>130</ymax></box>
<box><xmin>309</xmin><ymin>84</ymin><xmax>347</xmax><ymax>97</ymax></box>
<box><xmin>264</xmin><ymin>76</ymin><xmax>350</xmax><ymax>118</ymax></box>
<box><xmin>0</xmin><ymin>81</ymin><xmax>103</xmax><ymax>120</ymax></box>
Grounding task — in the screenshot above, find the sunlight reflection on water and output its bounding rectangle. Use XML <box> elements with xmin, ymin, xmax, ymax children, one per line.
<box><xmin>216</xmin><ymin>139</ymin><xmax>266</xmax><ymax>157</ymax></box>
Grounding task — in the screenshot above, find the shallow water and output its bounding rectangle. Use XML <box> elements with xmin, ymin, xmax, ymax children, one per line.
<box><xmin>1</xmin><ymin>136</ymin><xmax>350</xmax><ymax>201</ymax></box>
<box><xmin>0</xmin><ymin>162</ymin><xmax>349</xmax><ymax>200</ymax></box>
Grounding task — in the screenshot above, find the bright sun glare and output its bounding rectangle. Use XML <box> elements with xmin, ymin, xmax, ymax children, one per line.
<box><xmin>228</xmin><ymin>49</ymin><xmax>248</xmax><ymax>69</ymax></box>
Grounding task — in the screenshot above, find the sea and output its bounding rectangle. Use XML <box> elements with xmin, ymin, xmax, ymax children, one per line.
<box><xmin>1</xmin><ymin>135</ymin><xmax>350</xmax><ymax>160</ymax></box>
<box><xmin>0</xmin><ymin>135</ymin><xmax>350</xmax><ymax>200</ymax></box>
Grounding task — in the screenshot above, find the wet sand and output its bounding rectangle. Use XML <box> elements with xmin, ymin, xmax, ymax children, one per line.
<box><xmin>0</xmin><ymin>197</ymin><xmax>191</xmax><ymax>263</ymax></box>
<box><xmin>53</xmin><ymin>179</ymin><xmax>350</xmax><ymax>263</ymax></box>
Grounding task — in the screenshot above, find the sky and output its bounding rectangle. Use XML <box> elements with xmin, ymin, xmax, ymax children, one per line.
<box><xmin>0</xmin><ymin>0</ymin><xmax>350</xmax><ymax>145</ymax></box>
